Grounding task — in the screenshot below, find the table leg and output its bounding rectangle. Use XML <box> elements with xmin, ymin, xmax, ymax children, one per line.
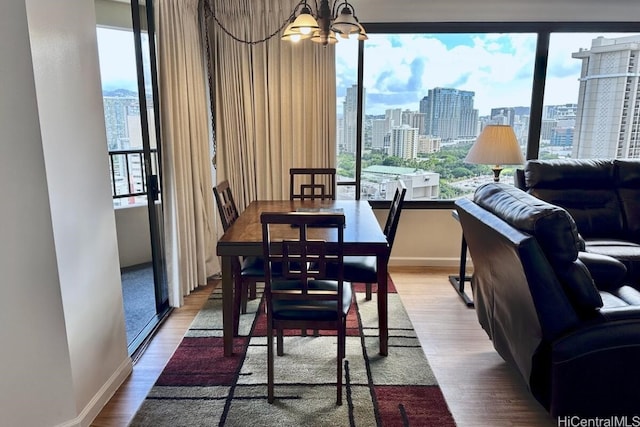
<box><xmin>222</xmin><ymin>255</ymin><xmax>234</xmax><ymax>356</ymax></box>
<box><xmin>377</xmin><ymin>255</ymin><xmax>388</xmax><ymax>356</ymax></box>
<box><xmin>448</xmin><ymin>234</ymin><xmax>474</xmax><ymax>307</ymax></box>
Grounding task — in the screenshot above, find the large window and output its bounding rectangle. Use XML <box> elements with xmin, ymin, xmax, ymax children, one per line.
<box><xmin>97</xmin><ymin>27</ymin><xmax>158</xmax><ymax>208</ymax></box>
<box><xmin>336</xmin><ymin>26</ymin><xmax>640</xmax><ymax>201</ymax></box>
<box><xmin>543</xmin><ymin>33</ymin><xmax>640</xmax><ymax>160</ymax></box>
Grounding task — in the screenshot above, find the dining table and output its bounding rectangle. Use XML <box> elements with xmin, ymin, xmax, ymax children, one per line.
<box><xmin>216</xmin><ymin>199</ymin><xmax>390</xmax><ymax>357</ymax></box>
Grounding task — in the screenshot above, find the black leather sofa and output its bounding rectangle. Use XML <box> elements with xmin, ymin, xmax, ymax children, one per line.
<box><xmin>455</xmin><ymin>182</ymin><xmax>640</xmax><ymax>417</ymax></box>
<box><xmin>519</xmin><ymin>159</ymin><xmax>640</xmax><ymax>286</ymax></box>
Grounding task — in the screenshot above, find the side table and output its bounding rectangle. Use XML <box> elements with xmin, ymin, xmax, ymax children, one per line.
<box><xmin>449</xmin><ymin>209</ymin><xmax>474</xmax><ymax>307</ymax></box>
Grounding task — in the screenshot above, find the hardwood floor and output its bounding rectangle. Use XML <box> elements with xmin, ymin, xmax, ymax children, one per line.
<box><xmin>92</xmin><ymin>267</ymin><xmax>556</xmax><ymax>426</ymax></box>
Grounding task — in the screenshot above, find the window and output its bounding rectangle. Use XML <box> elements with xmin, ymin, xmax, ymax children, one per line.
<box><xmin>544</xmin><ymin>32</ymin><xmax>640</xmax><ymax>160</ymax></box>
<box><xmin>336</xmin><ymin>24</ymin><xmax>640</xmax><ymax>202</ymax></box>
<box><xmin>96</xmin><ymin>27</ymin><xmax>158</xmax><ymax>207</ymax></box>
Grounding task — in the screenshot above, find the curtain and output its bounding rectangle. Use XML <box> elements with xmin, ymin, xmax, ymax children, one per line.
<box><xmin>203</xmin><ymin>0</ymin><xmax>337</xmax><ymax>209</ymax></box>
<box><xmin>157</xmin><ymin>0</ymin><xmax>219</xmax><ymax>306</ymax></box>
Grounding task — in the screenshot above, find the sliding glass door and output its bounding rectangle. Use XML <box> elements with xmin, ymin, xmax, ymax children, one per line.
<box><xmin>96</xmin><ymin>0</ymin><xmax>168</xmax><ymax>355</ymax></box>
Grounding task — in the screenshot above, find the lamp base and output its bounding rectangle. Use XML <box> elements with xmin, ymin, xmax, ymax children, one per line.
<box><xmin>491</xmin><ymin>166</ymin><xmax>503</xmax><ymax>182</ymax></box>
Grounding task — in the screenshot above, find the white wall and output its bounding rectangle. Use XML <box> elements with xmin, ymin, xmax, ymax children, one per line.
<box><xmin>115</xmin><ymin>205</ymin><xmax>153</xmax><ymax>268</ymax></box>
<box><xmin>373</xmin><ymin>208</ymin><xmax>464</xmax><ymax>267</ymax></box>
<box><xmin>0</xmin><ymin>2</ymin><xmax>78</xmax><ymax>425</ymax></box>
<box><xmin>0</xmin><ymin>1</ymin><xmax>131</xmax><ymax>426</ymax></box>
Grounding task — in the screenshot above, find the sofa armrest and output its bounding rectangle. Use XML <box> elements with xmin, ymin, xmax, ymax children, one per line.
<box><xmin>599</xmin><ymin>305</ymin><xmax>640</xmax><ymax>321</ymax></box>
<box><xmin>577</xmin><ymin>251</ymin><xmax>627</xmax><ymax>291</ymax></box>
<box><xmin>551</xmin><ymin>320</ymin><xmax>640</xmax><ymax>417</ymax></box>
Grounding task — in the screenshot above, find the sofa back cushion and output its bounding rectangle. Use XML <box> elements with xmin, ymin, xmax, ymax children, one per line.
<box><xmin>615</xmin><ymin>159</ymin><xmax>640</xmax><ymax>241</ymax></box>
<box><xmin>474</xmin><ymin>183</ymin><xmax>603</xmax><ymax>314</ymax></box>
<box><xmin>524</xmin><ymin>159</ymin><xmax>624</xmax><ymax>239</ymax></box>
<box><xmin>474</xmin><ymin>183</ymin><xmax>583</xmax><ymax>266</ymax></box>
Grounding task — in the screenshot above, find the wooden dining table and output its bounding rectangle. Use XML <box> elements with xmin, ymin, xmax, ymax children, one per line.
<box><xmin>216</xmin><ymin>199</ymin><xmax>390</xmax><ymax>357</ymax></box>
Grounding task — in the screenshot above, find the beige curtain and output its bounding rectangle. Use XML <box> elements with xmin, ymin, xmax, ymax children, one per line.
<box><xmin>157</xmin><ymin>0</ymin><xmax>218</xmax><ymax>306</ymax></box>
<box><xmin>204</xmin><ymin>0</ymin><xmax>336</xmax><ymax>209</ymax></box>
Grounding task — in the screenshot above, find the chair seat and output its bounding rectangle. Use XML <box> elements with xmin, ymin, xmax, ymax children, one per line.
<box><xmin>271</xmin><ymin>279</ymin><xmax>352</xmax><ymax>321</ymax></box>
<box><xmin>240</xmin><ymin>256</ymin><xmax>267</xmax><ymax>277</ymax></box>
<box><xmin>343</xmin><ymin>256</ymin><xmax>377</xmax><ymax>283</ymax></box>
<box><xmin>325</xmin><ymin>256</ymin><xmax>377</xmax><ymax>283</ymax></box>
<box><xmin>242</xmin><ymin>258</ymin><xmax>287</xmax><ymax>277</ymax></box>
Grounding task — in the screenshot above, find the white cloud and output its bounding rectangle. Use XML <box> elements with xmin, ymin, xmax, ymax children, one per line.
<box><xmin>337</xmin><ymin>32</ymin><xmax>640</xmax><ymax>116</ymax></box>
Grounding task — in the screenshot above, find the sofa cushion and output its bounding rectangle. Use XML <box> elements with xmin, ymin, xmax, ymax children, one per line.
<box><xmin>555</xmin><ymin>259</ymin><xmax>603</xmax><ymax>314</ymax></box>
<box><xmin>583</xmin><ymin>238</ymin><xmax>640</xmax><ymax>284</ymax></box>
<box><xmin>615</xmin><ymin>159</ymin><xmax>640</xmax><ymax>241</ymax></box>
<box><xmin>474</xmin><ymin>183</ymin><xmax>583</xmax><ymax>266</ymax></box>
<box><xmin>524</xmin><ymin>159</ymin><xmax>625</xmax><ymax>239</ymax></box>
<box><xmin>577</xmin><ymin>251</ymin><xmax>627</xmax><ymax>292</ymax></box>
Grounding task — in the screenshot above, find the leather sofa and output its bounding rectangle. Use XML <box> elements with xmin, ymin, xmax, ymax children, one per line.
<box><xmin>519</xmin><ymin>159</ymin><xmax>640</xmax><ymax>286</ymax></box>
<box><xmin>455</xmin><ymin>182</ymin><xmax>640</xmax><ymax>417</ymax></box>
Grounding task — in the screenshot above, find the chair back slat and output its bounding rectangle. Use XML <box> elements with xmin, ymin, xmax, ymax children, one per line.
<box><xmin>261</xmin><ymin>212</ymin><xmax>345</xmax><ymax>302</ymax></box>
<box><xmin>213</xmin><ymin>180</ymin><xmax>239</xmax><ymax>231</ymax></box>
<box><xmin>383</xmin><ymin>180</ymin><xmax>407</xmax><ymax>250</ymax></box>
<box><xmin>289</xmin><ymin>168</ymin><xmax>337</xmax><ymax>201</ymax></box>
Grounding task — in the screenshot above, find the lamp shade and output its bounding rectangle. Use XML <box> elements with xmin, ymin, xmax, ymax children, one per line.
<box><xmin>288</xmin><ymin>7</ymin><xmax>319</xmax><ymax>35</ymax></box>
<box><xmin>465</xmin><ymin>125</ymin><xmax>524</xmax><ymax>166</ymax></box>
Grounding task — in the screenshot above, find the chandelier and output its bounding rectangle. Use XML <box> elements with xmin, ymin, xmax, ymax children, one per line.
<box><xmin>282</xmin><ymin>0</ymin><xmax>368</xmax><ymax>46</ymax></box>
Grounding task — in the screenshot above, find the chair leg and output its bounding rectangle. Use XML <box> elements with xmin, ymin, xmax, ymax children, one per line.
<box><xmin>233</xmin><ymin>279</ymin><xmax>243</xmax><ymax>336</ymax></box>
<box><xmin>337</xmin><ymin>327</ymin><xmax>344</xmax><ymax>406</ymax></box>
<box><xmin>268</xmin><ymin>319</ymin><xmax>274</xmax><ymax>404</ymax></box>
<box><xmin>365</xmin><ymin>282</ymin><xmax>372</xmax><ymax>301</ymax></box>
<box><xmin>277</xmin><ymin>327</ymin><xmax>284</xmax><ymax>356</ymax></box>
<box><xmin>249</xmin><ymin>281</ymin><xmax>257</xmax><ymax>300</ymax></box>
<box><xmin>240</xmin><ymin>281</ymin><xmax>249</xmax><ymax>314</ymax></box>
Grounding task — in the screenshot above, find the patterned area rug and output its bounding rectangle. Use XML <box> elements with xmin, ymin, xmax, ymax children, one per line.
<box><xmin>130</xmin><ymin>277</ymin><xmax>456</xmax><ymax>426</ymax></box>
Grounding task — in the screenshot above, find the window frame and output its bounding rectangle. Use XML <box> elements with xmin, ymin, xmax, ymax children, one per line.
<box><xmin>343</xmin><ymin>21</ymin><xmax>640</xmax><ymax>208</ymax></box>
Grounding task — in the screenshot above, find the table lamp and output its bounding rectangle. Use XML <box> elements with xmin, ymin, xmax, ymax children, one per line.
<box><xmin>465</xmin><ymin>124</ymin><xmax>525</xmax><ymax>182</ymax></box>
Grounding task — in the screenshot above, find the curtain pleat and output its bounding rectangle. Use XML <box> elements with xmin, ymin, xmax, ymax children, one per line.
<box><xmin>205</xmin><ymin>0</ymin><xmax>336</xmax><ymax>207</ymax></box>
<box><xmin>157</xmin><ymin>0</ymin><xmax>218</xmax><ymax>306</ymax></box>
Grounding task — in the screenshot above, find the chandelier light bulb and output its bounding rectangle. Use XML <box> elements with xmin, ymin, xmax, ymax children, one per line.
<box><xmin>283</xmin><ymin>0</ymin><xmax>366</xmax><ymax>46</ymax></box>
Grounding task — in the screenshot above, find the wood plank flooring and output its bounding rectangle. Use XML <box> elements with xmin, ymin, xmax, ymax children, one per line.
<box><xmin>91</xmin><ymin>267</ymin><xmax>556</xmax><ymax>426</ymax></box>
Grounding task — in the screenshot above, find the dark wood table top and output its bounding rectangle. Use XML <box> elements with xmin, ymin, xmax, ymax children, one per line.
<box><xmin>217</xmin><ymin>200</ymin><xmax>389</xmax><ymax>257</ymax></box>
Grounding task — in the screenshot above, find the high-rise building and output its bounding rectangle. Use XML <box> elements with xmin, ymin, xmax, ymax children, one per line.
<box><xmin>342</xmin><ymin>84</ymin><xmax>365</xmax><ymax>154</ymax></box>
<box><xmin>490</xmin><ymin>107</ymin><xmax>516</xmax><ymax>126</ymax></box>
<box><xmin>420</xmin><ymin>88</ymin><xmax>478</xmax><ymax>141</ymax></box>
<box><xmin>390</xmin><ymin>125</ymin><xmax>418</xmax><ymax>160</ymax></box>
<box><xmin>103</xmin><ymin>95</ymin><xmax>138</xmax><ymax>150</ymax></box>
<box><xmin>385</xmin><ymin>108</ymin><xmax>402</xmax><ymax>130</ymax></box>
<box><xmin>417</xmin><ymin>135</ymin><xmax>441</xmax><ymax>155</ymax></box>
<box><xmin>403</xmin><ymin>111</ymin><xmax>427</xmax><ymax>135</ymax></box>
<box><xmin>572</xmin><ymin>35</ymin><xmax>640</xmax><ymax>159</ymax></box>
<box><xmin>371</xmin><ymin>119</ymin><xmax>387</xmax><ymax>150</ymax></box>
<box><xmin>544</xmin><ymin>104</ymin><xmax>578</xmax><ymax>120</ymax></box>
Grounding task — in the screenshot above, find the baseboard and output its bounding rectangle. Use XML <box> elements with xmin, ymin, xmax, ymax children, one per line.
<box><xmin>55</xmin><ymin>357</ymin><xmax>133</xmax><ymax>427</ymax></box>
<box><xmin>388</xmin><ymin>256</ymin><xmax>473</xmax><ymax>268</ymax></box>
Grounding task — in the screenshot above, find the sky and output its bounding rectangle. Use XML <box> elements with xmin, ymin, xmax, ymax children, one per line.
<box><xmin>336</xmin><ymin>32</ymin><xmax>639</xmax><ymax>116</ymax></box>
<box><xmin>96</xmin><ymin>27</ymin><xmax>150</xmax><ymax>92</ymax></box>
<box><xmin>96</xmin><ymin>27</ymin><xmax>639</xmax><ymax>117</ymax></box>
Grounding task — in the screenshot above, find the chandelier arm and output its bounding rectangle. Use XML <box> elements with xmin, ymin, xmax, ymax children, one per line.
<box><xmin>205</xmin><ymin>1</ymin><xmax>298</xmax><ymax>45</ymax></box>
<box><xmin>331</xmin><ymin>0</ymin><xmax>341</xmax><ymax>18</ymax></box>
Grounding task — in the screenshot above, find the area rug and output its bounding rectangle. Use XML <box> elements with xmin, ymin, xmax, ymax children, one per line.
<box><xmin>130</xmin><ymin>277</ymin><xmax>456</xmax><ymax>426</ymax></box>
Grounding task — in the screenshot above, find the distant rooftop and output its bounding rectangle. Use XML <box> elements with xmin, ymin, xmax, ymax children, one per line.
<box><xmin>362</xmin><ymin>165</ymin><xmax>426</xmax><ymax>175</ymax></box>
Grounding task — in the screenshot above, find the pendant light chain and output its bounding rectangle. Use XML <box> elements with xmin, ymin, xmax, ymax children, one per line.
<box><xmin>204</xmin><ymin>0</ymin><xmax>298</xmax><ymax>45</ymax></box>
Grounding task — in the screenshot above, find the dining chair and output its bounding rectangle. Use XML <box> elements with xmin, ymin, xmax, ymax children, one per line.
<box><xmin>338</xmin><ymin>180</ymin><xmax>407</xmax><ymax>300</ymax></box>
<box><xmin>260</xmin><ymin>211</ymin><xmax>350</xmax><ymax>405</ymax></box>
<box><xmin>289</xmin><ymin>167</ymin><xmax>337</xmax><ymax>200</ymax></box>
<box><xmin>213</xmin><ymin>180</ymin><xmax>263</xmax><ymax>334</ymax></box>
